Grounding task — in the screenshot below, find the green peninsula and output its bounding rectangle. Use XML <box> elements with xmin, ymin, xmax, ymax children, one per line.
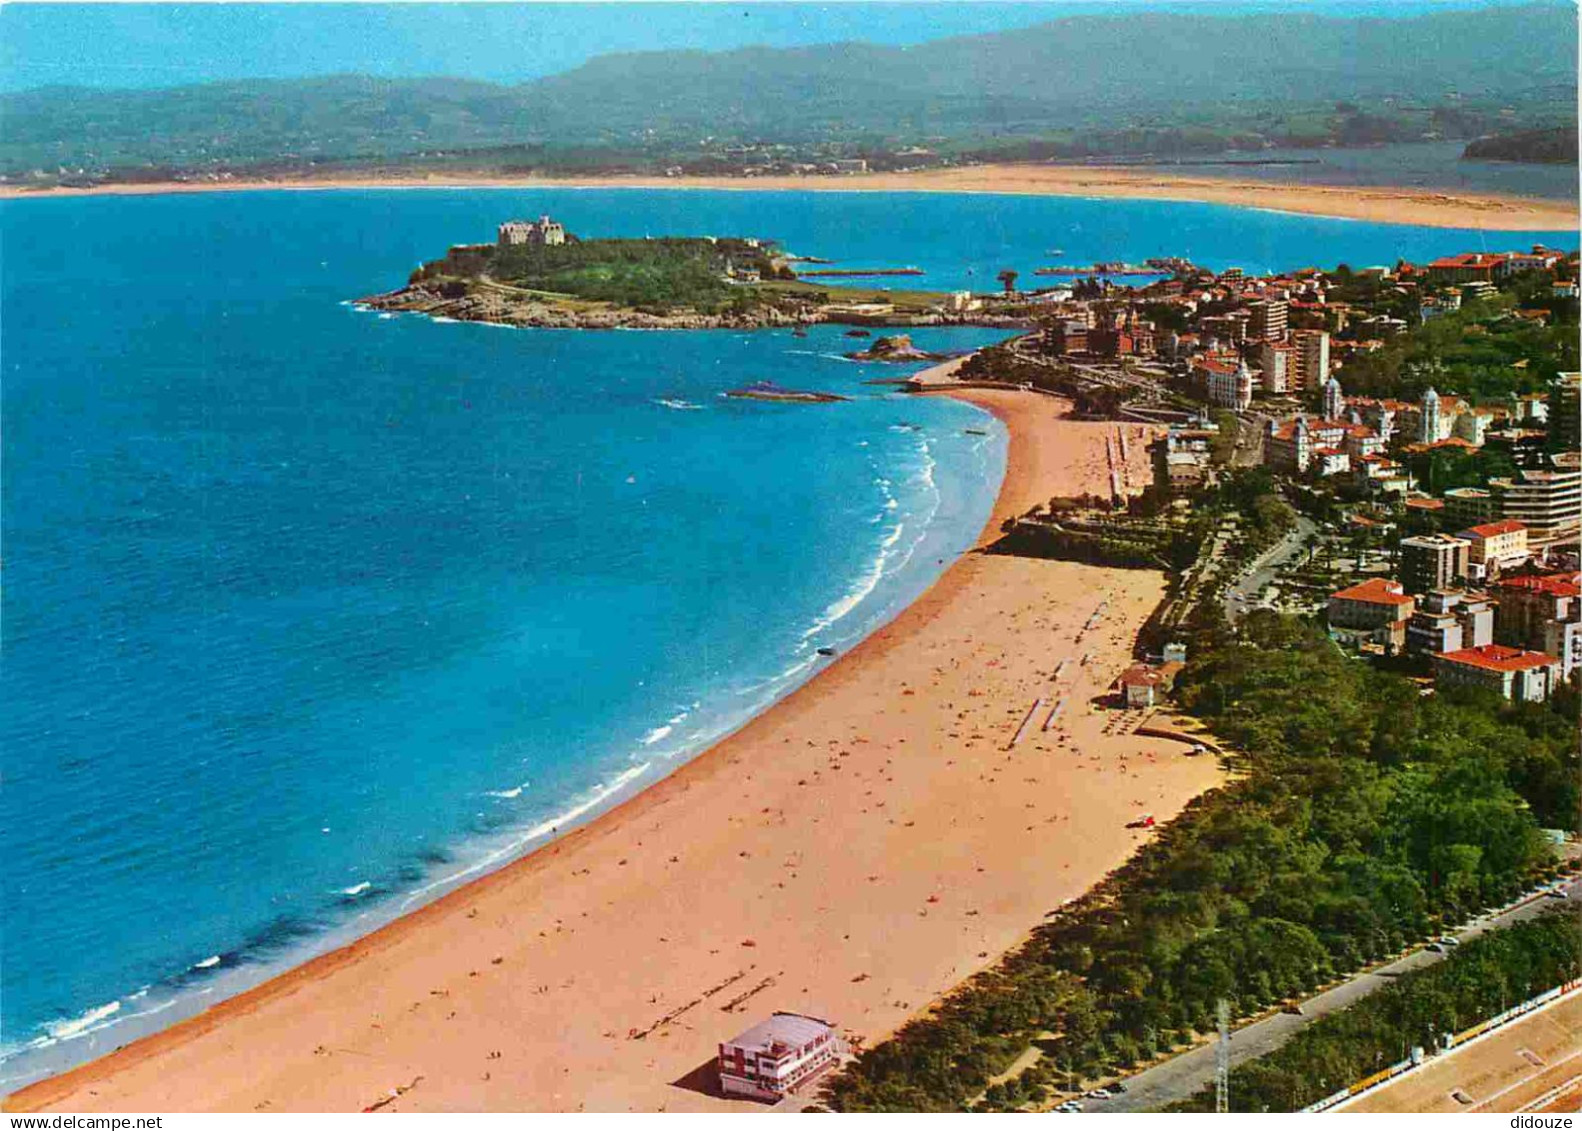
<box><xmin>359</xmin><ymin>218</ymin><xmax>1021</xmax><ymax>330</ymax></box>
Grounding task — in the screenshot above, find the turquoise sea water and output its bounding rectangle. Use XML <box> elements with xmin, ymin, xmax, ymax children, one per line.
<box><xmin>0</xmin><ymin>188</ymin><xmax>1573</xmax><ymax>1089</ymax></box>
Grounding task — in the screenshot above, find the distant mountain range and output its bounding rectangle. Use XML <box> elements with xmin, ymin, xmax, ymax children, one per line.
<box><xmin>2</xmin><ymin>2</ymin><xmax>1575</xmax><ymax>179</ymax></box>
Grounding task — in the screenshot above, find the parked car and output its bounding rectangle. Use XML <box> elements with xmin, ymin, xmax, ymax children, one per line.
<box><xmin>1425</xmin><ymin>942</ymin><xmax>1443</xmax><ymax>953</ymax></box>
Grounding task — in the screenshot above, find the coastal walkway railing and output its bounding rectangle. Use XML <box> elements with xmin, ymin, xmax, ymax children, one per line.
<box><xmin>1305</xmin><ymin>980</ymin><xmax>1582</xmax><ymax>1113</ymax></box>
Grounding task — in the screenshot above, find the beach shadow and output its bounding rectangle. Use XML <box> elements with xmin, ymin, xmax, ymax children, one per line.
<box><xmin>669</xmin><ymin>1059</ymin><xmax>775</xmax><ymax>1106</ymax></box>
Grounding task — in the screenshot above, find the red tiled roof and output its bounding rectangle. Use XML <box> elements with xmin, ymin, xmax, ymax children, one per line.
<box><xmin>1493</xmin><ymin>573</ymin><xmax>1582</xmax><ymax>598</ymax></box>
<box><xmin>1405</xmin><ymin>498</ymin><xmax>1446</xmax><ymax>511</ymax></box>
<box><xmin>1118</xmin><ymin>664</ymin><xmax>1167</xmax><ymax>687</ymax></box>
<box><xmin>1435</xmin><ymin>644</ymin><xmax>1559</xmax><ymax>672</ymax></box>
<box><xmin>1428</xmin><ymin>253</ymin><xmax>1505</xmax><ymax>270</ymax></box>
<box><xmin>1459</xmin><ymin>519</ymin><xmax>1527</xmax><ymax>539</ymax></box>
<box><xmin>1332</xmin><ymin>578</ymin><xmax>1413</xmax><ymax>606</ymax></box>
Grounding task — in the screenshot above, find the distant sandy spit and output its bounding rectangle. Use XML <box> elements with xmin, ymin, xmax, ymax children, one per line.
<box><xmin>2</xmin><ymin>163</ymin><xmax>1575</xmax><ymax>231</ymax></box>
<box><xmin>5</xmin><ymin>388</ymin><xmax>1223</xmax><ymax>1115</ymax></box>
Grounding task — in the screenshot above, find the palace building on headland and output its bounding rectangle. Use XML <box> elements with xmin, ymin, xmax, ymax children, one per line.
<box><xmin>498</xmin><ymin>215</ymin><xmax>568</xmax><ymax>247</ymax></box>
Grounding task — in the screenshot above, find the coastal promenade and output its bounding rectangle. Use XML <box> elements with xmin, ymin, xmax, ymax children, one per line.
<box><xmin>7</xmin><ymin>390</ymin><xmax>1223</xmax><ymax>1114</ymax></box>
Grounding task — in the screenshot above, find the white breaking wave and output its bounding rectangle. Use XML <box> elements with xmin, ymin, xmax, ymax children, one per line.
<box><xmin>640</xmin><ymin>699</ymin><xmax>698</xmax><ymax>747</ymax></box>
<box><xmin>42</xmin><ymin>1000</ymin><xmax>121</xmax><ymax>1043</ymax></box>
<box><xmin>916</xmin><ymin>439</ymin><xmax>938</xmax><ymax>492</ymax></box>
<box><xmin>521</xmin><ymin>762</ymin><xmax>652</xmax><ymax>842</ymax></box>
<box><xmin>340</xmin><ymin>882</ymin><xmax>373</xmax><ymax>897</ymax></box>
<box><xmin>654</xmin><ymin>398</ymin><xmax>704</xmax><ymax>411</ymax></box>
<box><xmin>193</xmin><ymin>955</ymin><xmax>222</xmax><ymax>970</ymax></box>
<box><xmin>399</xmin><ymin>761</ymin><xmax>654</xmax><ymax>910</ymax></box>
<box><xmin>783</xmin><ymin>350</ymin><xmax>856</xmax><ymax>363</ymax></box>
<box><xmin>799</xmin><ymin>432</ymin><xmax>942</xmax><ymax>650</ymax></box>
<box><xmin>731</xmin><ymin>654</ymin><xmax>821</xmax><ymax>698</ymax></box>
<box><xmin>486</xmin><ymin>782</ymin><xmax>530</xmax><ymax>799</ymax></box>
<box><xmin>799</xmin><ymin>523</ymin><xmax>898</xmax><ymax>645</ymax></box>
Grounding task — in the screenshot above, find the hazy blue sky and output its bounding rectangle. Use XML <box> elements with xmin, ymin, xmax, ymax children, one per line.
<box><xmin>0</xmin><ymin>1</ymin><xmax>1553</xmax><ymax>92</ymax></box>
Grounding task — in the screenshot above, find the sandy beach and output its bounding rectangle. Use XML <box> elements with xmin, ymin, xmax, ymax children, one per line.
<box><xmin>3</xmin><ymin>163</ymin><xmax>1574</xmax><ymax>231</ymax></box>
<box><xmin>6</xmin><ymin>388</ymin><xmax>1224</xmax><ymax>1114</ymax></box>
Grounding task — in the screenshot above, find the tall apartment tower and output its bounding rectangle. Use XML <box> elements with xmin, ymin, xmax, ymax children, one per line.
<box><xmin>1552</xmin><ymin>372</ymin><xmax>1580</xmax><ymax>450</ymax></box>
<box><xmin>1259</xmin><ymin>341</ymin><xmax>1294</xmax><ymax>394</ymax></box>
<box><xmin>1290</xmin><ymin>329</ymin><xmax>1330</xmax><ymax>393</ymax></box>
<box><xmin>1399</xmin><ymin>533</ymin><xmax>1470</xmax><ymax>594</ymax></box>
<box><xmin>1247</xmin><ymin>300</ymin><xmax>1289</xmax><ymax>342</ymax></box>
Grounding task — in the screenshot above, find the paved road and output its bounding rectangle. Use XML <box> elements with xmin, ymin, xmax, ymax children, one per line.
<box><xmin>1221</xmin><ymin>516</ymin><xmax>1318</xmax><ymax>624</ymax></box>
<box><xmin>1096</xmin><ymin>879</ymin><xmax>1580</xmax><ymax>1113</ymax></box>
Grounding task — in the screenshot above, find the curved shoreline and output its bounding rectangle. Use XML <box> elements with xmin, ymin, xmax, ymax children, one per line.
<box><xmin>2</xmin><ymin>163</ymin><xmax>1575</xmax><ymax>231</ymax></box>
<box><xmin>0</xmin><ymin>379</ymin><xmax>1000</xmax><ymax>1095</ymax></box>
<box><xmin>7</xmin><ymin>387</ymin><xmax>1225</xmax><ymax>1114</ymax></box>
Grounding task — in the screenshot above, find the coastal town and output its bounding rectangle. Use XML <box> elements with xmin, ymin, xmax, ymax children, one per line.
<box><xmin>824</xmin><ymin>239</ymin><xmax>1582</xmax><ymax>1112</ymax></box>
<box><xmin>7</xmin><ymin>0</ymin><xmax>1582</xmax><ymax>1120</ymax></box>
<box><xmin>936</xmin><ymin>242</ymin><xmax>1580</xmax><ymax>707</ymax></box>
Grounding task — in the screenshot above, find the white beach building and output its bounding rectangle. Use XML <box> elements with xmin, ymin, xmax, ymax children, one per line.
<box><xmin>717</xmin><ymin>1012</ymin><xmax>845</xmax><ymax>1101</ymax></box>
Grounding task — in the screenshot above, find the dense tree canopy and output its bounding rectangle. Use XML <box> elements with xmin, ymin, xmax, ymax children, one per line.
<box><xmin>1168</xmin><ymin>912</ymin><xmax>1581</xmax><ymax>1112</ymax></box>
<box><xmin>412</xmin><ymin>236</ymin><xmax>783</xmax><ymax>313</ymax></box>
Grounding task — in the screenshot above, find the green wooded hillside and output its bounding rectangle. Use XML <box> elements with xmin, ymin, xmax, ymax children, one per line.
<box><xmin>3</xmin><ymin>4</ymin><xmax>1574</xmax><ymax>177</ymax></box>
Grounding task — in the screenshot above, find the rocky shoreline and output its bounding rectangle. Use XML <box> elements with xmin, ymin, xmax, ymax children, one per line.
<box><xmin>355</xmin><ymin>281</ymin><xmax>1031</xmax><ymax>332</ymax></box>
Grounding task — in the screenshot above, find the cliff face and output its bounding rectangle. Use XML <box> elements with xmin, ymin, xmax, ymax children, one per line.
<box><xmin>358</xmin><ymin>279</ymin><xmax>1034</xmax><ymax>332</ymax></box>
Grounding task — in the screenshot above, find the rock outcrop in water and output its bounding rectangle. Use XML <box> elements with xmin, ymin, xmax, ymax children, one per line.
<box><xmin>724</xmin><ymin>381</ymin><xmax>849</xmax><ymax>404</ymax></box>
<box><xmin>844</xmin><ymin>334</ymin><xmax>951</xmax><ymax>362</ymax></box>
